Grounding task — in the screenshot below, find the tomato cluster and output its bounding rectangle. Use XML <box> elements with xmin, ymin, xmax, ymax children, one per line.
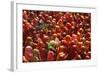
<box><xmin>23</xmin><ymin>10</ymin><xmax>91</xmax><ymax>62</ymax></box>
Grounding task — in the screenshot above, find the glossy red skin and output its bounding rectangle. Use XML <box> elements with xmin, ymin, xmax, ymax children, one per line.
<box><xmin>47</xmin><ymin>50</ymin><xmax>55</xmax><ymax>61</ymax></box>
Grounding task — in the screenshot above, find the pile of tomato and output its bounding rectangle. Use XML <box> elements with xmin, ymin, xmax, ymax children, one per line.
<box><xmin>22</xmin><ymin>10</ymin><xmax>91</xmax><ymax>62</ymax></box>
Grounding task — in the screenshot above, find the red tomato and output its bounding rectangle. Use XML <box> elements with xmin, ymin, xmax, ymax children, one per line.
<box><xmin>47</xmin><ymin>50</ymin><xmax>55</xmax><ymax>61</ymax></box>
<box><xmin>24</xmin><ymin>46</ymin><xmax>33</xmax><ymax>61</ymax></box>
